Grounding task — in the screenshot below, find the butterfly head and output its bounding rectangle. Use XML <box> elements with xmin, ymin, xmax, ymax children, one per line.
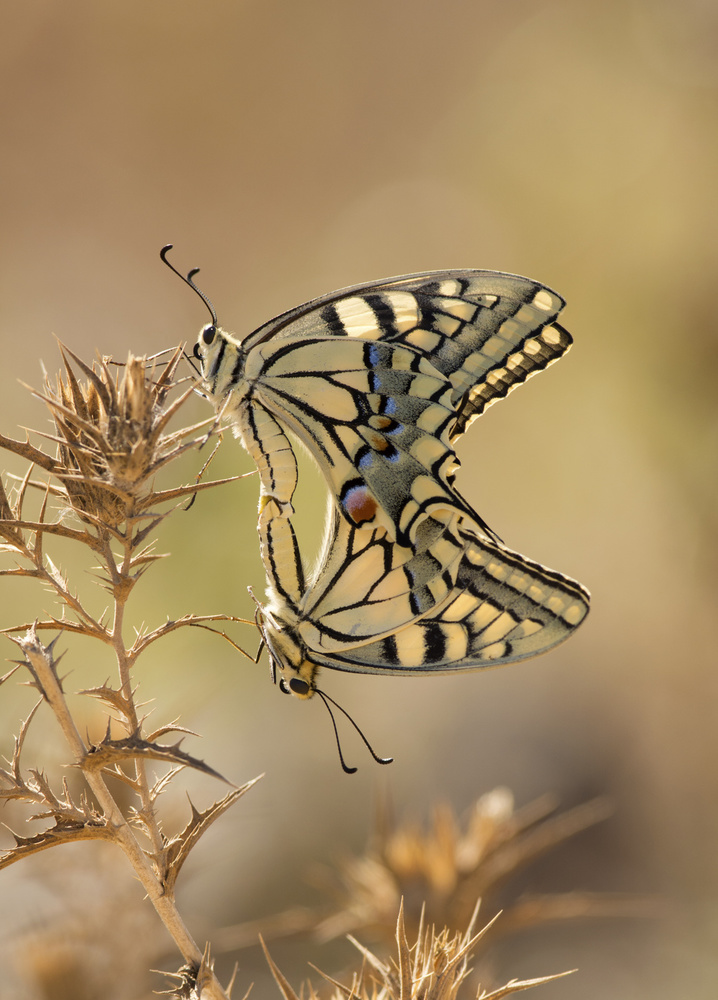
<box><xmin>193</xmin><ymin>323</ymin><xmax>218</xmax><ymax>363</ymax></box>
<box><xmin>191</xmin><ymin>321</ymin><xmax>246</xmax><ymax>401</ymax></box>
<box><xmin>257</xmin><ymin>604</ymin><xmax>393</xmax><ymax>772</ymax></box>
<box><xmin>257</xmin><ymin>606</ymin><xmax>320</xmax><ymax>700</ymax></box>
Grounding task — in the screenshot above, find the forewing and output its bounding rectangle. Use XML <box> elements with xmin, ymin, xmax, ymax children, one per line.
<box><xmin>241</xmin><ymin>270</ymin><xmax>571</xmax><ymax>443</ymax></box>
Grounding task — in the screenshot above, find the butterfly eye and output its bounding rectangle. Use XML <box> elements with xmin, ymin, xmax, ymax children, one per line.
<box><xmin>201</xmin><ymin>324</ymin><xmax>217</xmax><ymax>346</ymax></box>
<box><xmin>288</xmin><ymin>677</ymin><xmax>311</xmax><ymax>697</ymax></box>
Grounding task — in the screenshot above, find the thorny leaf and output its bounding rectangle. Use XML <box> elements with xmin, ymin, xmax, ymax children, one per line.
<box><xmin>1</xmin><ymin>617</ymin><xmax>110</xmax><ymax>641</ymax></box>
<box><xmin>6</xmin><ymin>629</ymin><xmax>65</xmax><ymax>701</ymax></box>
<box><xmin>0</xmin><ymin>663</ymin><xmax>22</xmax><ymax>686</ymax></box>
<box><xmin>146</xmin><ymin>722</ymin><xmax>202</xmax><ymax>742</ymax></box>
<box><xmin>83</xmin><ymin>730</ymin><xmax>231</xmax><ymax>784</ymax></box>
<box><xmin>0</xmin><ymin>517</ymin><xmax>105</xmax><ymax>552</ymax></box>
<box><xmin>135</xmin><ymin>475</ymin><xmax>246</xmax><ymax>513</ymax></box>
<box><xmin>477</xmin><ymin>974</ymin><xmax>576</xmax><ymax>1000</ymax></box>
<box><xmin>1</xmin><ymin>698</ymin><xmax>43</xmax><ymax>787</ymax></box>
<box><xmin>163</xmin><ymin>778</ymin><xmax>262</xmax><ymax>893</ymax></box>
<box><xmin>0</xmin><ymin>432</ymin><xmax>58</xmax><ymax>475</ymax></box>
<box><xmin>78</xmin><ymin>681</ymin><xmax>134</xmax><ymax>717</ymax></box>
<box><xmin>149</xmin><ymin>766</ymin><xmax>185</xmax><ymax>802</ymax></box>
<box><xmin>0</xmin><ymin>816</ymin><xmax>113</xmax><ymax>871</ymax></box>
<box><xmin>130</xmin><ymin>614</ymin><xmax>255</xmax><ymax>657</ymax></box>
<box><xmin>0</xmin><ymin>476</ymin><xmax>25</xmax><ymax>547</ymax></box>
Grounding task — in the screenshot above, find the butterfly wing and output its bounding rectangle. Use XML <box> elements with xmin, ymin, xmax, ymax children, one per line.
<box><xmin>297</xmin><ymin>510</ymin><xmax>590</xmax><ymax>673</ymax></box>
<box><xmin>240</xmin><ymin>270</ymin><xmax>571</xmax><ymax>442</ymax></box>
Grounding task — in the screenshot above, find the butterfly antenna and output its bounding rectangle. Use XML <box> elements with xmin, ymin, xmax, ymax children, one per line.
<box><xmin>315</xmin><ymin>689</ymin><xmax>357</xmax><ymax>774</ymax></box>
<box><xmin>316</xmin><ymin>688</ymin><xmax>393</xmax><ymax>771</ymax></box>
<box><xmin>160</xmin><ymin>244</ymin><xmax>219</xmax><ymax>327</ymax></box>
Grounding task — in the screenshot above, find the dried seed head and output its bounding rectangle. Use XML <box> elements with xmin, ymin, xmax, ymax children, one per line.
<box><xmin>41</xmin><ymin>346</ymin><xmax>187</xmax><ymax>526</ymax></box>
<box><xmin>280</xmin><ymin>791</ymin><xmax>616</xmax><ymax>951</ymax></box>
<box><xmin>262</xmin><ymin>904</ymin><xmax>573</xmax><ymax>1000</ymax></box>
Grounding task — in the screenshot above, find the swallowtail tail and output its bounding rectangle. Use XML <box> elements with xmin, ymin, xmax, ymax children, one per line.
<box><xmin>165</xmin><ymin>251</ymin><xmax>590</xmax><ymax>700</ymax></box>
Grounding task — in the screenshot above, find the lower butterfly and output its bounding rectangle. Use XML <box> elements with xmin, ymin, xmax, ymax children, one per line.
<box><xmin>163</xmin><ymin>250</ymin><xmax>590</xmax><ymax>706</ymax></box>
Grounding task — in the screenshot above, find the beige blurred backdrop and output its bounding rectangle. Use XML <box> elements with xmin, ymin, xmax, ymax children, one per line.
<box><xmin>1</xmin><ymin>2</ymin><xmax>716</xmax><ymax>997</ymax></box>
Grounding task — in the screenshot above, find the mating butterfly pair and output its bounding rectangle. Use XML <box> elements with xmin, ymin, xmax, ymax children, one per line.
<box><xmin>164</xmin><ymin>251</ymin><xmax>589</xmax><ymax>713</ymax></box>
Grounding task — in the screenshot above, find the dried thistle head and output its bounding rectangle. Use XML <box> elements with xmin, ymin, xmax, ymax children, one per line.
<box><xmin>309</xmin><ymin>789</ymin><xmax>616</xmax><ymax>947</ymax></box>
<box><xmin>261</xmin><ymin>902</ymin><xmax>573</xmax><ymax>1000</ymax></box>
<box><xmin>224</xmin><ymin>787</ymin><xmax>656</xmax><ymax>975</ymax></box>
<box><xmin>39</xmin><ymin>344</ymin><xmax>196</xmax><ymax>526</ymax></box>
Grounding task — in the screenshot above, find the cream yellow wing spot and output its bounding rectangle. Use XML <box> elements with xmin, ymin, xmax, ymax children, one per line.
<box><xmin>398</xmin><ymin>499</ymin><xmax>420</xmax><ymax>537</ymax></box>
<box><xmin>436</xmin><ymin>279</ymin><xmax>463</xmax><ymax>296</ymax></box>
<box><xmin>435</xmin><ymin>297</ymin><xmax>477</xmax><ymax>322</ymax></box>
<box><xmin>433</xmin><ymin>623</ymin><xmax>470</xmax><ymax>663</ymax></box>
<box><xmin>523</xmin><ymin>338</ymin><xmax>542</xmax><ymax>356</ymax></box>
<box><xmin>383</xmin><ymin>291</ymin><xmax>420</xmax><ymax>332</ymax></box>
<box><xmin>335</xmin><ymin>296</ymin><xmax>384</xmax><ymax>338</ymax></box>
<box><xmin>406</xmin><ymin>329</ymin><xmax>442</xmax><ymax>352</ymax></box>
<box><xmin>393</xmin><ymin>626</ymin><xmax>426</xmax><ymax>667</ymax></box>
<box><xmin>467</xmin><ymin>602</ymin><xmax>502</xmax><ymax>631</ymax></box>
<box><xmin>277</xmin><ymin>377</ymin><xmax>361</xmax><ymax>421</ymax></box>
<box><xmin>408</xmin><ymin>434</ymin><xmax>451</xmax><ymax>469</ymax></box>
<box><xmin>540</xmin><ymin>325</ymin><xmax>562</xmax><ymax>346</ymax></box>
<box><xmin>476</xmin><ymin>611</ymin><xmax>519</xmax><ymax>645</ymax></box>
<box><xmin>440</xmin><ymin>592</ymin><xmax>481</xmax><ymax>622</ymax></box>
<box><xmin>433</xmin><ymin>312</ymin><xmax>462</xmax><ymax>336</ymax></box>
<box><xmin>564</xmin><ymin>601</ymin><xmax>588</xmax><ymax>625</ymax></box>
<box><xmin>478</xmin><ymin>641</ymin><xmax>510</xmax><ymax>661</ymax></box>
<box><xmin>532</xmin><ymin>288</ymin><xmax>557</xmax><ymax>311</ymax></box>
<box><xmin>512</xmin><ymin>618</ymin><xmax>543</xmax><ymax>639</ymax></box>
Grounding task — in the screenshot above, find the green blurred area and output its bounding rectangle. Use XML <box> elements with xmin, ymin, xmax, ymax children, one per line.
<box><xmin>1</xmin><ymin>1</ymin><xmax>716</xmax><ymax>997</ymax></box>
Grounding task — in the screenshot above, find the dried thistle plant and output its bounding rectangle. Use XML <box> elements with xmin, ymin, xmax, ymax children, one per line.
<box><xmin>0</xmin><ymin>345</ymin><xmax>258</xmax><ymax>999</ymax></box>
<box><xmin>218</xmin><ymin>788</ymin><xmax>656</xmax><ymax>996</ymax></box>
<box><xmin>262</xmin><ymin>901</ymin><xmax>575</xmax><ymax>1000</ymax></box>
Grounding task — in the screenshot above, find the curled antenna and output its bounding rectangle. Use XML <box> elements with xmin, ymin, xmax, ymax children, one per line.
<box><xmin>316</xmin><ymin>687</ymin><xmax>393</xmax><ymax>774</ymax></box>
<box><xmin>160</xmin><ymin>244</ymin><xmax>218</xmax><ymax>327</ymax></box>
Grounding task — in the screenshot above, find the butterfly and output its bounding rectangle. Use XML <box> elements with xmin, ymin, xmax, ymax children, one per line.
<box><xmin>163</xmin><ymin>248</ymin><xmax>590</xmax><ymax>707</ymax></box>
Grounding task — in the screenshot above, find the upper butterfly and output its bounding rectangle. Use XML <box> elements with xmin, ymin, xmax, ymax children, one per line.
<box><xmin>162</xmin><ymin>247</ymin><xmax>590</xmax><ymax>700</ymax></box>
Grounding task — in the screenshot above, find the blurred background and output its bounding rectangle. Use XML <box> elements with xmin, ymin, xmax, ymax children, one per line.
<box><xmin>0</xmin><ymin>1</ymin><xmax>716</xmax><ymax>997</ymax></box>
